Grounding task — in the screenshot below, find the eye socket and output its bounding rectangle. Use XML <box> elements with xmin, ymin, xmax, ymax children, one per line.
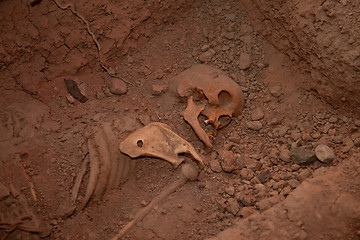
<box><xmin>137</xmin><ymin>140</ymin><xmax>143</xmax><ymax>148</ymax></box>
<box><xmin>217</xmin><ymin>115</ymin><xmax>232</xmax><ymax>129</ymax></box>
<box><xmin>218</xmin><ymin>91</ymin><xmax>232</xmax><ymax>110</ymax></box>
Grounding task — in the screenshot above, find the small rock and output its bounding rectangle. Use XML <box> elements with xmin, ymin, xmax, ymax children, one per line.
<box><xmin>0</xmin><ymin>183</ymin><xmax>10</xmax><ymax>200</ymax></box>
<box><xmin>201</xmin><ymin>44</ymin><xmax>210</xmax><ymax>52</ymax></box>
<box><xmin>140</xmin><ymin>200</ymin><xmax>148</xmax><ymax>207</ymax></box>
<box><xmin>225</xmin><ymin>186</ymin><xmax>235</xmax><ymax>196</ymax></box>
<box><xmin>66</xmin><ymin>95</ymin><xmax>75</xmax><ymax>104</ymax></box>
<box><xmin>209</xmin><ymin>159</ymin><xmax>222</xmax><ymax>173</ymax></box>
<box><xmin>279</xmin><ymin>149</ymin><xmax>291</xmax><ymax>162</ymax></box>
<box><xmin>257</xmin><ymin>170</ymin><xmax>271</xmax><ymax>184</ymax></box>
<box><xmin>282</xmin><ymin>186</ymin><xmax>291</xmax><ymax>196</ymax></box>
<box><xmin>297</xmin><ymin>169</ymin><xmax>313</xmax><ymax>182</ymax></box>
<box><xmin>227</xmin><ymin>198</ymin><xmax>240</xmax><ymax>215</ymax></box>
<box><xmin>354</xmin><ymin>119</ymin><xmax>360</xmax><ymax>127</ymax></box>
<box><xmin>246</xmin><ymin>121</ymin><xmax>262</xmax><ymax>131</ymax></box>
<box><xmin>199</xmin><ymin>49</ymin><xmax>215</xmax><ymax>62</ymax></box>
<box><xmin>218</xmin><ymin>150</ymin><xmax>239</xmax><ymax>172</ymax></box>
<box><xmin>315</xmin><ymin>144</ymin><xmax>335</xmax><ymax>163</ymax></box>
<box><xmin>251</xmin><ymin>108</ymin><xmax>264</xmax><ymax>121</ymax></box>
<box><xmin>109</xmin><ymin>78</ymin><xmax>127</xmax><ymax>95</ymax></box>
<box><xmin>238</xmin><ymin>207</ymin><xmax>257</xmax><ymax>218</ymax></box>
<box><xmin>313</xmin><ymin>167</ymin><xmax>328</xmax><ymax>177</ymax></box>
<box><xmin>151</xmin><ymin>84</ymin><xmax>168</xmax><ymax>96</ymax></box>
<box><xmin>96</xmin><ymin>91</ymin><xmax>105</xmax><ymax>100</ymax></box>
<box><xmin>236</xmin><ymin>192</ymin><xmax>256</xmax><ymax>206</ymax></box>
<box><xmin>238</xmin><ymin>52</ymin><xmax>251</xmax><ymax>70</ymax></box>
<box><xmin>288</xmin><ymin>179</ymin><xmax>300</xmax><ymax>189</ymax></box>
<box><xmin>254</xmin><ymin>183</ymin><xmax>266</xmax><ymax>193</ymax></box>
<box><xmin>290</xmin><ymin>147</ymin><xmax>317</xmax><ymax>165</ymax></box>
<box><xmin>240</xmin><ymin>168</ymin><xmax>255</xmax><ymax>181</ymax></box>
<box><xmin>328</xmin><ymin>116</ymin><xmax>338</xmax><ymax>123</ymax></box>
<box><xmin>291</xmin><ymin>164</ymin><xmax>301</xmax><ymax>171</ymax></box>
<box><xmin>225</xmin><ymin>13</ymin><xmax>236</xmax><ymax>22</ymax></box>
<box><xmin>256</xmin><ymin>197</ymin><xmax>278</xmax><ymax>211</ymax></box>
<box><xmin>290</xmin><ymin>130</ymin><xmax>301</xmax><ymax>141</ymax></box>
<box><xmin>269</xmin><ymin>85</ymin><xmax>282</xmax><ymax>97</ymax></box>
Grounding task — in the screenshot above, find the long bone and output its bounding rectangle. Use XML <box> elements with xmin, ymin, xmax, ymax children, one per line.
<box><xmin>111</xmin><ymin>162</ymin><xmax>199</xmax><ymax>240</ymax></box>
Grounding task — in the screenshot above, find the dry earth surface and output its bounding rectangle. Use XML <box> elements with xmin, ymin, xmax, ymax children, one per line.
<box><xmin>0</xmin><ymin>0</ymin><xmax>359</xmax><ymax>239</ymax></box>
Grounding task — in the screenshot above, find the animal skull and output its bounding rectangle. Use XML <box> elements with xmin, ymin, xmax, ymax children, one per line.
<box><xmin>173</xmin><ymin>64</ymin><xmax>245</xmax><ymax>148</ymax></box>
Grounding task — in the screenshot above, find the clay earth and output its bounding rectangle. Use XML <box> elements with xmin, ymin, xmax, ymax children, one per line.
<box><xmin>0</xmin><ymin>0</ymin><xmax>359</xmax><ymax>239</ymax></box>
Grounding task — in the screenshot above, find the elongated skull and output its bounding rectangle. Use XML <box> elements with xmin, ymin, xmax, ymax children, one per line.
<box><xmin>173</xmin><ymin>64</ymin><xmax>245</xmax><ymax>148</ymax></box>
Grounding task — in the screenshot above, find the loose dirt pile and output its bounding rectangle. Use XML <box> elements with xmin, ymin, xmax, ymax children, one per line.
<box><xmin>0</xmin><ymin>0</ymin><xmax>359</xmax><ymax>239</ymax></box>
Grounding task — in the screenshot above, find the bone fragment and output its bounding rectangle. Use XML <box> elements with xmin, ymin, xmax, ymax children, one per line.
<box><xmin>77</xmin><ymin>139</ymin><xmax>99</xmax><ymax>212</ymax></box>
<box><xmin>102</xmin><ymin>123</ymin><xmax>120</xmax><ymax>188</ymax></box>
<box><xmin>71</xmin><ymin>154</ymin><xmax>89</xmax><ymax>202</ymax></box>
<box><xmin>183</xmin><ymin>96</ymin><xmax>212</xmax><ymax>148</ymax></box>
<box><xmin>119</xmin><ymin>122</ymin><xmax>204</xmax><ymax>168</ymax></box>
<box><xmin>111</xmin><ymin>163</ymin><xmax>199</xmax><ymax>240</ymax></box>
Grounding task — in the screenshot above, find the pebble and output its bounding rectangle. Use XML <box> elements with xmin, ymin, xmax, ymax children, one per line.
<box><xmin>199</xmin><ymin>49</ymin><xmax>215</xmax><ymax>62</ymax></box>
<box><xmin>151</xmin><ymin>84</ymin><xmax>168</xmax><ymax>96</ymax></box>
<box><xmin>238</xmin><ymin>207</ymin><xmax>257</xmax><ymax>218</ymax></box>
<box><xmin>238</xmin><ymin>52</ymin><xmax>251</xmax><ymax>70</ymax></box>
<box><xmin>315</xmin><ymin>144</ymin><xmax>335</xmax><ymax>163</ymax></box>
<box><xmin>236</xmin><ymin>192</ymin><xmax>256</xmax><ymax>206</ymax></box>
<box><xmin>66</xmin><ymin>95</ymin><xmax>75</xmax><ymax>104</ymax></box>
<box><xmin>269</xmin><ymin>85</ymin><xmax>282</xmax><ymax>97</ymax></box>
<box><xmin>225</xmin><ymin>186</ymin><xmax>235</xmax><ymax>196</ymax></box>
<box><xmin>240</xmin><ymin>168</ymin><xmax>255</xmax><ymax>181</ymax></box>
<box><xmin>297</xmin><ymin>169</ymin><xmax>313</xmax><ymax>182</ymax></box>
<box><xmin>288</xmin><ymin>179</ymin><xmax>300</xmax><ymax>189</ymax></box>
<box><xmin>257</xmin><ymin>169</ymin><xmax>271</xmax><ymax>184</ymax></box>
<box><xmin>246</xmin><ymin>121</ymin><xmax>263</xmax><ymax>131</ymax></box>
<box><xmin>313</xmin><ymin>167</ymin><xmax>328</xmax><ymax>177</ymax></box>
<box><xmin>290</xmin><ymin>147</ymin><xmax>317</xmax><ymax>165</ymax></box>
<box><xmin>328</xmin><ymin>116</ymin><xmax>338</xmax><ymax>123</ymax></box>
<box><xmin>218</xmin><ymin>150</ymin><xmax>240</xmax><ymax>172</ymax></box>
<box><xmin>279</xmin><ymin>148</ymin><xmax>291</xmax><ymax>162</ymax></box>
<box><xmin>251</xmin><ymin>108</ymin><xmax>264</xmax><ymax>121</ymax></box>
<box><xmin>201</xmin><ymin>44</ymin><xmax>210</xmax><ymax>52</ymax></box>
<box><xmin>109</xmin><ymin>78</ymin><xmax>127</xmax><ymax>95</ymax></box>
<box><xmin>227</xmin><ymin>198</ymin><xmax>240</xmax><ymax>215</ymax></box>
<box><xmin>290</xmin><ymin>130</ymin><xmax>301</xmax><ymax>141</ymax></box>
<box><xmin>255</xmin><ymin>197</ymin><xmax>278</xmax><ymax>211</ymax></box>
<box><xmin>209</xmin><ymin>159</ymin><xmax>222</xmax><ymax>173</ymax></box>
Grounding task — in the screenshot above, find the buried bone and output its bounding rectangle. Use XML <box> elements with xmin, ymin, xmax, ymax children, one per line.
<box><xmin>72</xmin><ymin>123</ymin><xmax>136</xmax><ymax>213</ymax></box>
<box><xmin>119</xmin><ymin>122</ymin><xmax>204</xmax><ymax>168</ymax></box>
<box><xmin>174</xmin><ymin>64</ymin><xmax>245</xmax><ymax>147</ymax></box>
<box><xmin>111</xmin><ymin>162</ymin><xmax>199</xmax><ymax>240</ymax></box>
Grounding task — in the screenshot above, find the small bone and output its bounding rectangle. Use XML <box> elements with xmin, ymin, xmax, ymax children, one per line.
<box><xmin>119</xmin><ymin>122</ymin><xmax>204</xmax><ymax>168</ymax></box>
<box><xmin>111</xmin><ymin>162</ymin><xmax>199</xmax><ymax>240</ymax></box>
<box><xmin>71</xmin><ymin>154</ymin><xmax>89</xmax><ymax>202</ymax></box>
<box><xmin>183</xmin><ymin>96</ymin><xmax>212</xmax><ymax>148</ymax></box>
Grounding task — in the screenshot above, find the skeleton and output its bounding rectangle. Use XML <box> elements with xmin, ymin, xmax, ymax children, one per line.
<box><xmin>173</xmin><ymin>64</ymin><xmax>245</xmax><ymax>148</ymax></box>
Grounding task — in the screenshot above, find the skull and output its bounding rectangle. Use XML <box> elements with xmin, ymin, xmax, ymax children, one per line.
<box><xmin>173</xmin><ymin>64</ymin><xmax>245</xmax><ymax>148</ymax></box>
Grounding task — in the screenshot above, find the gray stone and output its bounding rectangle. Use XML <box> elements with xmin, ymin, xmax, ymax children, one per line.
<box><xmin>290</xmin><ymin>147</ymin><xmax>317</xmax><ymax>165</ymax></box>
<box><xmin>109</xmin><ymin>78</ymin><xmax>127</xmax><ymax>95</ymax></box>
<box><xmin>246</xmin><ymin>121</ymin><xmax>263</xmax><ymax>131</ymax></box>
<box><xmin>209</xmin><ymin>159</ymin><xmax>222</xmax><ymax>173</ymax></box>
<box><xmin>251</xmin><ymin>108</ymin><xmax>264</xmax><ymax>121</ymax></box>
<box><xmin>238</xmin><ymin>52</ymin><xmax>251</xmax><ymax>70</ymax></box>
<box><xmin>257</xmin><ymin>170</ymin><xmax>271</xmax><ymax>184</ymax></box>
<box><xmin>227</xmin><ymin>198</ymin><xmax>240</xmax><ymax>215</ymax></box>
<box><xmin>315</xmin><ymin>144</ymin><xmax>335</xmax><ymax>163</ymax></box>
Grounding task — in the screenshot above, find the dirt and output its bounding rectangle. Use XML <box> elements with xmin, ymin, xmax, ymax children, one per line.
<box><xmin>0</xmin><ymin>0</ymin><xmax>359</xmax><ymax>239</ymax></box>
